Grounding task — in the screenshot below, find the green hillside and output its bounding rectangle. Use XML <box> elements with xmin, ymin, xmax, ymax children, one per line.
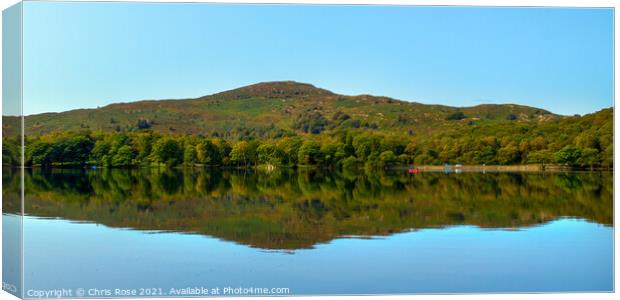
<box><xmin>6</xmin><ymin>81</ymin><xmax>556</xmax><ymax>138</ymax></box>
<box><xmin>1</xmin><ymin>81</ymin><xmax>613</xmax><ymax>169</ymax></box>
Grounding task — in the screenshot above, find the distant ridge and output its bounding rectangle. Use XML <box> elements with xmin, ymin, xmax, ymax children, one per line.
<box><xmin>3</xmin><ymin>80</ymin><xmax>582</xmax><ymax>137</ymax></box>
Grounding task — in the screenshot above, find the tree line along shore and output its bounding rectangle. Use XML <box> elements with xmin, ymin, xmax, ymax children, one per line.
<box><xmin>1</xmin><ymin>120</ymin><xmax>612</xmax><ymax>171</ymax></box>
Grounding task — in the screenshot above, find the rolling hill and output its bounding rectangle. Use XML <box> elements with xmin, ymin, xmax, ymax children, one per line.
<box><xmin>5</xmin><ymin>81</ymin><xmax>559</xmax><ymax>138</ymax></box>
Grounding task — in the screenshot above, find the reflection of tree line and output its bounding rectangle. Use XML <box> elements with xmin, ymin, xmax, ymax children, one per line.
<box><xmin>3</xmin><ymin>168</ymin><xmax>612</xmax><ymax>249</ymax></box>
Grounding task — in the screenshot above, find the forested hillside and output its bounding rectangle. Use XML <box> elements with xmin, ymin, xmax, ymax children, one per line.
<box><xmin>1</xmin><ymin>81</ymin><xmax>613</xmax><ymax>169</ymax></box>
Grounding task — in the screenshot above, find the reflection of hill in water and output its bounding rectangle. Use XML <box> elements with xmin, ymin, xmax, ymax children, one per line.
<box><xmin>3</xmin><ymin>168</ymin><xmax>613</xmax><ymax>250</ymax></box>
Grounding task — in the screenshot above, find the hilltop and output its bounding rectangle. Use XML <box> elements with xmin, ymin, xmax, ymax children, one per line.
<box><xmin>6</xmin><ymin>81</ymin><xmax>557</xmax><ymax>138</ymax></box>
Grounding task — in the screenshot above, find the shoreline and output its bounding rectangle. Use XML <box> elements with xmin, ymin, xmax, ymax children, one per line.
<box><xmin>408</xmin><ymin>164</ymin><xmax>583</xmax><ymax>172</ymax></box>
<box><xmin>5</xmin><ymin>164</ymin><xmax>612</xmax><ymax>172</ymax></box>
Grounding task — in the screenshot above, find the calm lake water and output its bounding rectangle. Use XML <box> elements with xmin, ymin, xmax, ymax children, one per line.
<box><xmin>2</xmin><ymin>168</ymin><xmax>614</xmax><ymax>296</ymax></box>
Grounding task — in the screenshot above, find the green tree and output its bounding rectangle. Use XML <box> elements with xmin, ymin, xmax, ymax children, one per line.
<box><xmin>293</xmin><ymin>111</ymin><xmax>327</xmax><ymax>134</ymax></box>
<box><xmin>196</xmin><ymin>140</ymin><xmax>221</xmax><ymax>165</ymax></box>
<box><xmin>111</xmin><ymin>145</ymin><xmax>135</xmax><ymax>167</ymax></box>
<box><xmin>526</xmin><ymin>149</ymin><xmax>553</xmax><ymax>164</ymax></box>
<box><xmin>554</xmin><ymin>145</ymin><xmax>582</xmax><ymax>166</ymax></box>
<box><xmin>63</xmin><ymin>135</ymin><xmax>94</xmax><ymax>165</ymax></box>
<box><xmin>298</xmin><ymin>140</ymin><xmax>322</xmax><ymax>165</ymax></box>
<box><xmin>230</xmin><ymin>141</ymin><xmax>254</xmax><ymax>166</ymax></box>
<box><xmin>132</xmin><ymin>133</ymin><xmax>155</xmax><ymax>165</ymax></box>
<box><xmin>91</xmin><ymin>139</ymin><xmax>112</xmax><ymax>166</ymax></box>
<box><xmin>340</xmin><ymin>156</ymin><xmax>358</xmax><ymax>170</ymax></box>
<box><xmin>496</xmin><ymin>144</ymin><xmax>520</xmax><ymax>165</ymax></box>
<box><xmin>2</xmin><ymin>138</ymin><xmax>19</xmax><ymax>166</ymax></box>
<box><xmin>257</xmin><ymin>143</ymin><xmax>284</xmax><ymax>165</ymax></box>
<box><xmin>352</xmin><ymin>135</ymin><xmax>378</xmax><ymax>160</ymax></box>
<box><xmin>601</xmin><ymin>145</ymin><xmax>613</xmax><ymax>168</ymax></box>
<box><xmin>184</xmin><ymin>144</ymin><xmax>197</xmax><ymax>166</ymax></box>
<box><xmin>378</xmin><ymin>151</ymin><xmax>398</xmax><ymax>169</ymax></box>
<box><xmin>446</xmin><ymin>111</ymin><xmax>466</xmax><ymax>120</ymax></box>
<box><xmin>576</xmin><ymin>148</ymin><xmax>600</xmax><ymax>168</ymax></box>
<box><xmin>27</xmin><ymin>141</ymin><xmax>53</xmax><ymax>166</ymax></box>
<box><xmin>276</xmin><ymin>137</ymin><xmax>302</xmax><ymax>166</ymax></box>
<box><xmin>151</xmin><ymin>137</ymin><xmax>183</xmax><ymax>167</ymax></box>
<box><xmin>414</xmin><ymin>154</ymin><xmax>433</xmax><ymax>165</ymax></box>
<box><xmin>212</xmin><ymin>139</ymin><xmax>232</xmax><ymax>165</ymax></box>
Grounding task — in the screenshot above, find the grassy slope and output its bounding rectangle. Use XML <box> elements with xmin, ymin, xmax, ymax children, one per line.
<box><xmin>6</xmin><ymin>81</ymin><xmax>562</xmax><ymax>137</ymax></box>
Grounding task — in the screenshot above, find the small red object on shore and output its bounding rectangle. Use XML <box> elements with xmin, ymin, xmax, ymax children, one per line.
<box><xmin>408</xmin><ymin>168</ymin><xmax>421</xmax><ymax>174</ymax></box>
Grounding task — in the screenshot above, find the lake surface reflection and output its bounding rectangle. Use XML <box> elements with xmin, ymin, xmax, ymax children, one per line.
<box><xmin>2</xmin><ymin>168</ymin><xmax>614</xmax><ymax>295</ymax></box>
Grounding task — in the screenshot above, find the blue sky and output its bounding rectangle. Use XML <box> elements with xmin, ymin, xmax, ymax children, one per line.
<box><xmin>22</xmin><ymin>2</ymin><xmax>613</xmax><ymax>116</ymax></box>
